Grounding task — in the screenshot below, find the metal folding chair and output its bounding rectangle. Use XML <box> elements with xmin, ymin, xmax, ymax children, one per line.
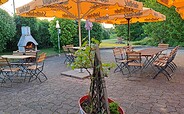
<box><xmin>26</xmin><ymin>52</ymin><xmax>47</xmax><ymax>82</ymax></box>
<box><xmin>62</xmin><ymin>46</ymin><xmax>74</xmax><ymax>64</ymax></box>
<box><xmin>113</xmin><ymin>47</ymin><xmax>129</xmax><ymax>74</ymax></box>
<box><xmin>126</xmin><ymin>51</ymin><xmax>144</xmax><ymax>77</ymax></box>
<box><xmin>0</xmin><ymin>57</ymin><xmax>21</xmax><ymax>84</ymax></box>
<box><xmin>153</xmin><ymin>46</ymin><xmax>179</xmax><ymax>80</ymax></box>
<box><xmin>158</xmin><ymin>43</ymin><xmax>169</xmax><ymax>56</ymax></box>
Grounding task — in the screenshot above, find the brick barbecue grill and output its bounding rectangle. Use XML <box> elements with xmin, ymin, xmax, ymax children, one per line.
<box><xmin>13</xmin><ymin>26</ymin><xmax>39</xmax><ymax>59</ymax></box>
<box><xmin>18</xmin><ymin>26</ymin><xmax>38</xmax><ymax>52</ymax></box>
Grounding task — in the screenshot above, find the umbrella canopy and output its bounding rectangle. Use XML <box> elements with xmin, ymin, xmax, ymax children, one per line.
<box><xmin>157</xmin><ymin>0</ymin><xmax>184</xmax><ymax>19</ymax></box>
<box><xmin>157</xmin><ymin>0</ymin><xmax>184</xmax><ymax>8</ymax></box>
<box><xmin>91</xmin><ymin>7</ymin><xmax>166</xmax><ymax>45</ymax></box>
<box><xmin>0</xmin><ymin>0</ymin><xmax>8</xmax><ymax>5</ymax></box>
<box><xmin>94</xmin><ymin>7</ymin><xmax>166</xmax><ymax>24</ymax></box>
<box><xmin>16</xmin><ymin>0</ymin><xmax>143</xmax><ymax>47</ymax></box>
<box><xmin>176</xmin><ymin>6</ymin><xmax>184</xmax><ymax>19</ymax></box>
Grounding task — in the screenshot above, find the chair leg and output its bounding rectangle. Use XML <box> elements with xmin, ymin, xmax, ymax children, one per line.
<box><xmin>153</xmin><ymin>66</ymin><xmax>171</xmax><ymax>80</ymax></box>
<box><xmin>28</xmin><ymin>68</ymin><xmax>47</xmax><ymax>83</ymax></box>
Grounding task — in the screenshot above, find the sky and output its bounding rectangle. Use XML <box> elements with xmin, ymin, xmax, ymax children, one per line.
<box><xmin>0</xmin><ymin>0</ymin><xmax>113</xmax><ymax>28</ymax></box>
<box><xmin>0</xmin><ymin>0</ymin><xmax>32</xmax><ymax>15</ymax></box>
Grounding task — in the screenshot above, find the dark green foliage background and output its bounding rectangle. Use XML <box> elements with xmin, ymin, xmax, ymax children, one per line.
<box><xmin>0</xmin><ymin>9</ymin><xmax>16</xmax><ymax>52</ymax></box>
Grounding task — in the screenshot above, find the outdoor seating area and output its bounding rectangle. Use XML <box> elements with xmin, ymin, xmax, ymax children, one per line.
<box><xmin>112</xmin><ymin>45</ymin><xmax>179</xmax><ymax>80</ymax></box>
<box><xmin>0</xmin><ymin>52</ymin><xmax>47</xmax><ymax>85</ymax></box>
<box><xmin>1</xmin><ymin>0</ymin><xmax>184</xmax><ymax>113</ymax></box>
<box><xmin>0</xmin><ymin>47</ymin><xmax>183</xmax><ymax>113</ymax></box>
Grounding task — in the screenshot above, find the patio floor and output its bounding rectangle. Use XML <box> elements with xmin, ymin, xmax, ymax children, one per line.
<box><xmin>0</xmin><ymin>48</ymin><xmax>184</xmax><ymax>114</ymax></box>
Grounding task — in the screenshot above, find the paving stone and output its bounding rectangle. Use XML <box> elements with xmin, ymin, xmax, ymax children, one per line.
<box><xmin>0</xmin><ymin>49</ymin><xmax>183</xmax><ymax>114</ymax></box>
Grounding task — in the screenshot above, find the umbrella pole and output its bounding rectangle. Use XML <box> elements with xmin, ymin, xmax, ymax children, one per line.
<box><xmin>88</xmin><ymin>30</ymin><xmax>91</xmax><ymax>46</ymax></box>
<box><xmin>78</xmin><ymin>19</ymin><xmax>82</xmax><ymax>47</ymax></box>
<box><xmin>127</xmin><ymin>18</ymin><xmax>131</xmax><ymax>46</ymax></box>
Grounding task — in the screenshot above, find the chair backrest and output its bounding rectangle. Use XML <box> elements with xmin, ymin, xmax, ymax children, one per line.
<box><xmin>0</xmin><ymin>57</ymin><xmax>12</xmax><ymax>71</ymax></box>
<box><xmin>113</xmin><ymin>48</ymin><xmax>124</xmax><ymax>61</ymax></box>
<box><xmin>62</xmin><ymin>46</ymin><xmax>69</xmax><ymax>52</ymax></box>
<box><xmin>25</xmin><ymin>51</ymin><xmax>37</xmax><ymax>57</ymax></box>
<box><xmin>126</xmin><ymin>51</ymin><xmax>141</xmax><ymax>61</ymax></box>
<box><xmin>37</xmin><ymin>53</ymin><xmax>46</xmax><ymax>63</ymax></box>
<box><xmin>158</xmin><ymin>43</ymin><xmax>169</xmax><ymax>49</ymax></box>
<box><xmin>123</xmin><ymin>46</ymin><xmax>134</xmax><ymax>52</ymax></box>
<box><xmin>167</xmin><ymin>46</ymin><xmax>179</xmax><ymax>58</ymax></box>
<box><xmin>13</xmin><ymin>51</ymin><xmax>24</xmax><ymax>55</ymax></box>
<box><xmin>0</xmin><ymin>57</ymin><xmax>8</xmax><ymax>67</ymax></box>
<box><xmin>66</xmin><ymin>45</ymin><xmax>73</xmax><ymax>48</ymax></box>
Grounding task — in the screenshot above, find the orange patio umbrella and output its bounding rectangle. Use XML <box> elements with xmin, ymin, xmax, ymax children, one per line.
<box><xmin>0</xmin><ymin>0</ymin><xmax>8</xmax><ymax>5</ymax></box>
<box><xmin>157</xmin><ymin>0</ymin><xmax>184</xmax><ymax>8</ymax></box>
<box><xmin>157</xmin><ymin>0</ymin><xmax>184</xmax><ymax>19</ymax></box>
<box><xmin>91</xmin><ymin>7</ymin><xmax>166</xmax><ymax>45</ymax></box>
<box><xmin>176</xmin><ymin>6</ymin><xmax>184</xmax><ymax>19</ymax></box>
<box><xmin>16</xmin><ymin>0</ymin><xmax>143</xmax><ymax>47</ymax></box>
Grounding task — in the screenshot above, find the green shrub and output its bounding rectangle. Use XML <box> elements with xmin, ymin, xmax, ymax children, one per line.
<box><xmin>133</xmin><ymin>37</ymin><xmax>156</xmax><ymax>46</ymax></box>
<box><xmin>0</xmin><ymin>9</ymin><xmax>16</xmax><ymax>52</ymax></box>
<box><xmin>109</xmin><ymin>102</ymin><xmax>120</xmax><ymax>114</ymax></box>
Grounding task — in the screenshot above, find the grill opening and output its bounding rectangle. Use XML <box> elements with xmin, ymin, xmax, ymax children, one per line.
<box><xmin>25</xmin><ymin>42</ymin><xmax>35</xmax><ymax>51</ymax></box>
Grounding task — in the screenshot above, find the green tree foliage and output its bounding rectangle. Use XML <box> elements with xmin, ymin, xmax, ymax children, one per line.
<box><xmin>91</xmin><ymin>22</ymin><xmax>103</xmax><ymax>42</ymax></box>
<box><xmin>80</xmin><ymin>21</ymin><xmax>103</xmax><ymax>44</ymax></box>
<box><xmin>0</xmin><ymin>9</ymin><xmax>16</xmax><ymax>52</ymax></box>
<box><xmin>14</xmin><ymin>15</ymin><xmax>38</xmax><ymax>40</ymax></box>
<box><xmin>142</xmin><ymin>0</ymin><xmax>184</xmax><ymax>46</ymax></box>
<box><xmin>12</xmin><ymin>15</ymin><xmax>38</xmax><ymax>50</ymax></box>
<box><xmin>37</xmin><ymin>19</ymin><xmax>52</xmax><ymax>48</ymax></box>
<box><xmin>49</xmin><ymin>18</ymin><xmax>77</xmax><ymax>49</ymax></box>
<box><xmin>73</xmin><ymin>21</ymin><xmax>104</xmax><ymax>46</ymax></box>
<box><xmin>102</xmin><ymin>29</ymin><xmax>110</xmax><ymax>40</ymax></box>
<box><xmin>115</xmin><ymin>23</ymin><xmax>145</xmax><ymax>41</ymax></box>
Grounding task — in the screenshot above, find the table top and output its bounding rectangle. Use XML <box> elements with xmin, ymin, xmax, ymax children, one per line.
<box><xmin>1</xmin><ymin>55</ymin><xmax>35</xmax><ymax>59</ymax></box>
<box><xmin>69</xmin><ymin>47</ymin><xmax>86</xmax><ymax>50</ymax></box>
<box><xmin>139</xmin><ymin>47</ymin><xmax>167</xmax><ymax>56</ymax></box>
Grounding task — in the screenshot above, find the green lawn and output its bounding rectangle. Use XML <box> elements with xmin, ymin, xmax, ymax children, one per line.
<box><xmin>100</xmin><ymin>39</ymin><xmax>128</xmax><ymax>48</ymax></box>
<box><xmin>38</xmin><ymin>48</ymin><xmax>58</xmax><ymax>57</ymax></box>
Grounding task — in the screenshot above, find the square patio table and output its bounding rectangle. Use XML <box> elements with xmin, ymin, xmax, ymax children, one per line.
<box><xmin>1</xmin><ymin>55</ymin><xmax>35</xmax><ymax>59</ymax></box>
<box><xmin>1</xmin><ymin>55</ymin><xmax>36</xmax><ymax>76</ymax></box>
<box><xmin>138</xmin><ymin>47</ymin><xmax>167</xmax><ymax>69</ymax></box>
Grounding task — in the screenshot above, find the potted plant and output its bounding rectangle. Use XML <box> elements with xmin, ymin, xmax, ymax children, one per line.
<box><xmin>71</xmin><ymin>39</ymin><xmax>124</xmax><ymax>114</ymax></box>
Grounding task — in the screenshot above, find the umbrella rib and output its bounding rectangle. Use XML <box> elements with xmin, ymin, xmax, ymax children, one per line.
<box><xmin>59</xmin><ymin>5</ymin><xmax>77</xmax><ymax>19</ymax></box>
<box><xmin>82</xmin><ymin>4</ymin><xmax>109</xmax><ymax>19</ymax></box>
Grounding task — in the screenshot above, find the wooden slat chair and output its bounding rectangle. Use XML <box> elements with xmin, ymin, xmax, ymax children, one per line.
<box><xmin>158</xmin><ymin>43</ymin><xmax>169</xmax><ymax>56</ymax></box>
<box><xmin>157</xmin><ymin>46</ymin><xmax>179</xmax><ymax>73</ymax></box>
<box><xmin>68</xmin><ymin>47</ymin><xmax>76</xmax><ymax>63</ymax></box>
<box><xmin>66</xmin><ymin>44</ymin><xmax>75</xmax><ymax>63</ymax></box>
<box><xmin>126</xmin><ymin>51</ymin><xmax>144</xmax><ymax>77</ymax></box>
<box><xmin>113</xmin><ymin>47</ymin><xmax>129</xmax><ymax>74</ymax></box>
<box><xmin>25</xmin><ymin>51</ymin><xmax>37</xmax><ymax>62</ymax></box>
<box><xmin>62</xmin><ymin>46</ymin><xmax>74</xmax><ymax>64</ymax></box>
<box><xmin>26</xmin><ymin>52</ymin><xmax>47</xmax><ymax>82</ymax></box>
<box><xmin>123</xmin><ymin>45</ymin><xmax>134</xmax><ymax>53</ymax></box>
<box><xmin>153</xmin><ymin>46</ymin><xmax>179</xmax><ymax>80</ymax></box>
<box><xmin>0</xmin><ymin>57</ymin><xmax>21</xmax><ymax>84</ymax></box>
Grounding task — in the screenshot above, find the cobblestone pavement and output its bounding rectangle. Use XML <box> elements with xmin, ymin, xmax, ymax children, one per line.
<box><xmin>0</xmin><ymin>48</ymin><xmax>184</xmax><ymax>114</ymax></box>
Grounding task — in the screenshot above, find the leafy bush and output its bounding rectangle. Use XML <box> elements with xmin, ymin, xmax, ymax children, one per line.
<box><xmin>102</xmin><ymin>29</ymin><xmax>110</xmax><ymax>40</ymax></box>
<box><xmin>132</xmin><ymin>37</ymin><xmax>155</xmax><ymax>46</ymax></box>
<box><xmin>49</xmin><ymin>18</ymin><xmax>77</xmax><ymax>50</ymax></box>
<box><xmin>36</xmin><ymin>19</ymin><xmax>52</xmax><ymax>48</ymax></box>
<box><xmin>0</xmin><ymin>9</ymin><xmax>16</xmax><ymax>52</ymax></box>
<box><xmin>80</xmin><ymin>21</ymin><xmax>103</xmax><ymax>44</ymax></box>
<box><xmin>109</xmin><ymin>102</ymin><xmax>120</xmax><ymax>114</ymax></box>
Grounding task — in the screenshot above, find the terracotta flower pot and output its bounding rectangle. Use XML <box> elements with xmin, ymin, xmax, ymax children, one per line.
<box><xmin>79</xmin><ymin>95</ymin><xmax>125</xmax><ymax>114</ymax></box>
